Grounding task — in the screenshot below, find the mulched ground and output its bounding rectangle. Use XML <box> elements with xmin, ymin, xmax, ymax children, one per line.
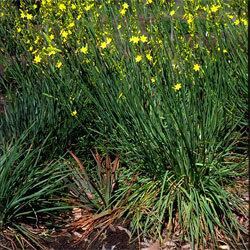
<box><xmin>44</xmin><ymin>227</ymin><xmax>139</xmax><ymax>250</ymax></box>
<box><xmin>0</xmin><ymin>228</ymin><xmax>139</xmax><ymax>250</ymax></box>
<box><xmin>0</xmin><ymin>176</ymin><xmax>249</xmax><ymax>250</ymax></box>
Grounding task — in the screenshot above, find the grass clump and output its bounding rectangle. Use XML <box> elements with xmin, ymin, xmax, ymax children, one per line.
<box><xmin>0</xmin><ymin>129</ymin><xmax>70</xmax><ymax>248</ymax></box>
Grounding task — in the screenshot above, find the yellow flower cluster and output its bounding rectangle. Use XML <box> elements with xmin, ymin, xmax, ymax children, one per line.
<box><xmin>0</xmin><ymin>0</ymin><xmax>247</xmax><ymax>103</ymax></box>
<box><xmin>130</xmin><ymin>35</ymin><xmax>148</xmax><ymax>44</ymax></box>
<box><xmin>100</xmin><ymin>38</ymin><xmax>112</xmax><ymax>49</ymax></box>
<box><xmin>120</xmin><ymin>3</ymin><xmax>129</xmax><ymax>16</ymax></box>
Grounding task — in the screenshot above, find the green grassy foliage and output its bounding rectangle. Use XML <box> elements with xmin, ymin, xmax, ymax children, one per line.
<box><xmin>0</xmin><ymin>129</ymin><xmax>70</xmax><ymax>248</ymax></box>
<box><xmin>0</xmin><ymin>0</ymin><xmax>248</xmax><ymax>249</ymax></box>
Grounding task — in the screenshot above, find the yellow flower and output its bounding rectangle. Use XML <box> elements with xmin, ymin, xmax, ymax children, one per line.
<box><xmin>17</xmin><ymin>27</ymin><xmax>22</xmax><ymax>33</ymax></box>
<box><xmin>140</xmin><ymin>35</ymin><xmax>148</xmax><ymax>43</ymax></box>
<box><xmin>61</xmin><ymin>30</ymin><xmax>68</xmax><ymax>38</ymax></box>
<box><xmin>122</xmin><ymin>3</ymin><xmax>129</xmax><ymax>9</ymax></box>
<box><xmin>193</xmin><ymin>63</ymin><xmax>201</xmax><ymax>71</ymax></box>
<box><xmin>56</xmin><ymin>61</ymin><xmax>62</xmax><ymax>68</ymax></box>
<box><xmin>173</xmin><ymin>83</ymin><xmax>182</xmax><ymax>91</ymax></box>
<box><xmin>170</xmin><ymin>10</ymin><xmax>175</xmax><ymax>16</ymax></box>
<box><xmin>120</xmin><ymin>8</ymin><xmax>127</xmax><ymax>16</ymax></box>
<box><xmin>68</xmin><ymin>22</ymin><xmax>75</xmax><ymax>28</ymax></box>
<box><xmin>135</xmin><ymin>55</ymin><xmax>142</xmax><ymax>62</ymax></box>
<box><xmin>71</xmin><ymin>110</ymin><xmax>78</xmax><ymax>117</ymax></box>
<box><xmin>130</xmin><ymin>36</ymin><xmax>140</xmax><ymax>44</ymax></box>
<box><xmin>151</xmin><ymin>77</ymin><xmax>156</xmax><ymax>83</ymax></box>
<box><xmin>100</xmin><ymin>41</ymin><xmax>107</xmax><ymax>49</ymax></box>
<box><xmin>20</xmin><ymin>11</ymin><xmax>26</xmax><ymax>19</ymax></box>
<box><xmin>210</xmin><ymin>5</ymin><xmax>220</xmax><ymax>13</ymax></box>
<box><xmin>58</xmin><ymin>3</ymin><xmax>66</xmax><ymax>11</ymax></box>
<box><xmin>26</xmin><ymin>13</ymin><xmax>33</xmax><ymax>20</ymax></box>
<box><xmin>146</xmin><ymin>53</ymin><xmax>153</xmax><ymax>61</ymax></box>
<box><xmin>117</xmin><ymin>24</ymin><xmax>122</xmax><ymax>29</ymax></box>
<box><xmin>234</xmin><ymin>19</ymin><xmax>240</xmax><ymax>25</ymax></box>
<box><xmin>100</xmin><ymin>38</ymin><xmax>112</xmax><ymax>49</ymax></box>
<box><xmin>227</xmin><ymin>14</ymin><xmax>234</xmax><ymax>19</ymax></box>
<box><xmin>223</xmin><ymin>49</ymin><xmax>228</xmax><ymax>53</ymax></box>
<box><xmin>240</xmin><ymin>18</ymin><xmax>248</xmax><ymax>26</ymax></box>
<box><xmin>106</xmin><ymin>37</ymin><xmax>112</xmax><ymax>45</ymax></box>
<box><xmin>146</xmin><ymin>0</ymin><xmax>153</xmax><ymax>4</ymax></box>
<box><xmin>34</xmin><ymin>55</ymin><xmax>41</xmax><ymax>64</ymax></box>
<box><xmin>49</xmin><ymin>34</ymin><xmax>54</xmax><ymax>40</ymax></box>
<box><xmin>80</xmin><ymin>45</ymin><xmax>88</xmax><ymax>54</ymax></box>
<box><xmin>71</xmin><ymin>4</ymin><xmax>76</xmax><ymax>10</ymax></box>
<box><xmin>184</xmin><ymin>13</ymin><xmax>194</xmax><ymax>24</ymax></box>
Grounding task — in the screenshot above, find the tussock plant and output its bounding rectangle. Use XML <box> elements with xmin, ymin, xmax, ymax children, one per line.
<box><xmin>0</xmin><ymin>130</ymin><xmax>69</xmax><ymax>248</ymax></box>
<box><xmin>67</xmin><ymin>151</ymin><xmax>123</xmax><ymax>242</ymax></box>
<box><xmin>69</xmin><ymin>150</ymin><xmax>120</xmax><ymax>212</ymax></box>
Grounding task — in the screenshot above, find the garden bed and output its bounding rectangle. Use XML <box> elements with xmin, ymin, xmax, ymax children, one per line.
<box><xmin>0</xmin><ymin>0</ymin><xmax>248</xmax><ymax>249</ymax></box>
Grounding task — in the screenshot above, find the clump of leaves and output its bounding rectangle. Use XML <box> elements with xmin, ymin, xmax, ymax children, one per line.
<box><xmin>115</xmin><ymin>165</ymin><xmax>248</xmax><ymax>249</ymax></box>
<box><xmin>67</xmin><ymin>150</ymin><xmax>125</xmax><ymax>243</ymax></box>
<box><xmin>0</xmin><ymin>130</ymin><xmax>69</xmax><ymax>249</ymax></box>
<box><xmin>69</xmin><ymin>150</ymin><xmax>120</xmax><ymax>211</ymax></box>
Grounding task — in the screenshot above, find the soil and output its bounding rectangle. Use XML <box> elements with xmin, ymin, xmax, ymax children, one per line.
<box><xmin>0</xmin><ymin>226</ymin><xmax>139</xmax><ymax>250</ymax></box>
<box><xmin>44</xmin><ymin>227</ymin><xmax>139</xmax><ymax>250</ymax></box>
